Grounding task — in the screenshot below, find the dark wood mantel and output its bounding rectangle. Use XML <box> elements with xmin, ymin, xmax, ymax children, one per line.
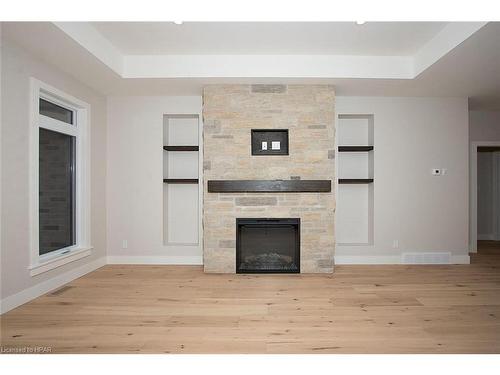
<box><xmin>207</xmin><ymin>179</ymin><xmax>331</xmax><ymax>193</ymax></box>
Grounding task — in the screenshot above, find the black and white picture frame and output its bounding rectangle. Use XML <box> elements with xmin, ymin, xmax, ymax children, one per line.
<box><xmin>251</xmin><ymin>129</ymin><xmax>289</xmax><ymax>155</ymax></box>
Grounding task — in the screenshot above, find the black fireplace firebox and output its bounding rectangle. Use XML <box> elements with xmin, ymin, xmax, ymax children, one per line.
<box><xmin>236</xmin><ymin>218</ymin><xmax>300</xmax><ymax>273</ymax></box>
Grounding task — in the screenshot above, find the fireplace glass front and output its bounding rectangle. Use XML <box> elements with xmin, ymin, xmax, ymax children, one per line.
<box><xmin>236</xmin><ymin>218</ymin><xmax>300</xmax><ymax>273</ymax></box>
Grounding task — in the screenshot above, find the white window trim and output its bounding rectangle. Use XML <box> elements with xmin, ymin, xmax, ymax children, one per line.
<box><xmin>29</xmin><ymin>78</ymin><xmax>92</xmax><ymax>276</ymax></box>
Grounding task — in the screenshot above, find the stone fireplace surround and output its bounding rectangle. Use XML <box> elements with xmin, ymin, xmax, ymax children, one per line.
<box><xmin>203</xmin><ymin>84</ymin><xmax>336</xmax><ymax>273</ymax></box>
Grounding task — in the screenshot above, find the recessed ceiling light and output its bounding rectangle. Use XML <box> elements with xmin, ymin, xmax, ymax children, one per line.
<box><xmin>173</xmin><ymin>21</ymin><xmax>183</xmax><ymax>25</ymax></box>
<box><xmin>356</xmin><ymin>21</ymin><xmax>366</xmax><ymax>25</ymax></box>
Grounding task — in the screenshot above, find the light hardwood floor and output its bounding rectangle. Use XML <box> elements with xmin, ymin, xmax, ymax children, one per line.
<box><xmin>1</xmin><ymin>243</ymin><xmax>500</xmax><ymax>354</ymax></box>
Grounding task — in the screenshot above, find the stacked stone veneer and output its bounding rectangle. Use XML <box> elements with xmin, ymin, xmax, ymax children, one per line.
<box><xmin>203</xmin><ymin>85</ymin><xmax>335</xmax><ymax>273</ymax></box>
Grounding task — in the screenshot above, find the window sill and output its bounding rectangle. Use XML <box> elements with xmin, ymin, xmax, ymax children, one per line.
<box><xmin>29</xmin><ymin>247</ymin><xmax>93</xmax><ymax>277</ymax></box>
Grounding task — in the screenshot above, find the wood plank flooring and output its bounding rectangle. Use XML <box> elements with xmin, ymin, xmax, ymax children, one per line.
<box><xmin>1</xmin><ymin>242</ymin><xmax>500</xmax><ymax>353</ymax></box>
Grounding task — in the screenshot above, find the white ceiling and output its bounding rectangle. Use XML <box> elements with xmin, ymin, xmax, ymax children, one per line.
<box><xmin>53</xmin><ymin>21</ymin><xmax>485</xmax><ymax>80</ymax></box>
<box><xmin>91</xmin><ymin>22</ymin><xmax>447</xmax><ymax>56</ymax></box>
<box><xmin>2</xmin><ymin>22</ymin><xmax>500</xmax><ymax>110</ymax></box>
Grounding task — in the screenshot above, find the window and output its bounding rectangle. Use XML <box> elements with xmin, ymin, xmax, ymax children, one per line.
<box><xmin>30</xmin><ymin>79</ymin><xmax>91</xmax><ymax>276</ymax></box>
<box><xmin>39</xmin><ymin>98</ymin><xmax>74</xmax><ymax>124</ymax></box>
<box><xmin>39</xmin><ymin>127</ymin><xmax>76</xmax><ymax>255</ymax></box>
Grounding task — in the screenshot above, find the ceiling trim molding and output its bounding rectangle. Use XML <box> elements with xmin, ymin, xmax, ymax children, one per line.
<box><xmin>53</xmin><ymin>22</ymin><xmax>488</xmax><ymax>80</ymax></box>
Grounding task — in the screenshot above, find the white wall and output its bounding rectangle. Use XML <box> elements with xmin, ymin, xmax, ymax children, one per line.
<box><xmin>470</xmin><ymin>110</ymin><xmax>500</xmax><ymax>142</ymax></box>
<box><xmin>335</xmin><ymin>96</ymin><xmax>469</xmax><ymax>264</ymax></box>
<box><xmin>0</xmin><ymin>36</ymin><xmax>107</xmax><ymax>312</ymax></box>
<box><xmin>107</xmin><ymin>95</ymin><xmax>469</xmax><ymax>265</ymax></box>
<box><xmin>106</xmin><ymin>96</ymin><xmax>203</xmax><ymax>264</ymax></box>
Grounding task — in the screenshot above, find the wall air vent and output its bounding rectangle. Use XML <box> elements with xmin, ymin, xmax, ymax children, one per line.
<box><xmin>401</xmin><ymin>252</ymin><xmax>451</xmax><ymax>264</ymax></box>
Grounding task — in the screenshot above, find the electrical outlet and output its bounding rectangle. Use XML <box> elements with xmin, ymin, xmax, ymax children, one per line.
<box><xmin>122</xmin><ymin>240</ymin><xmax>128</xmax><ymax>249</ymax></box>
<box><xmin>392</xmin><ymin>240</ymin><xmax>399</xmax><ymax>249</ymax></box>
<box><xmin>441</xmin><ymin>168</ymin><xmax>447</xmax><ymax>175</ymax></box>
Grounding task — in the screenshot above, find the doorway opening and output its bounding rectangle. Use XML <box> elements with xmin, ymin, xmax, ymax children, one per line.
<box><xmin>470</xmin><ymin>142</ymin><xmax>500</xmax><ymax>259</ymax></box>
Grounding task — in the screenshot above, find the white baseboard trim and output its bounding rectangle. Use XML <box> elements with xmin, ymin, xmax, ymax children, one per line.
<box><xmin>335</xmin><ymin>255</ymin><xmax>401</xmax><ymax>264</ymax></box>
<box><xmin>107</xmin><ymin>256</ymin><xmax>203</xmax><ymax>265</ymax></box>
<box><xmin>469</xmin><ymin>242</ymin><xmax>478</xmax><ymax>253</ymax></box>
<box><xmin>335</xmin><ymin>254</ymin><xmax>470</xmax><ymax>265</ymax></box>
<box><xmin>450</xmin><ymin>255</ymin><xmax>471</xmax><ymax>264</ymax></box>
<box><xmin>0</xmin><ymin>257</ymin><xmax>106</xmax><ymax>315</ymax></box>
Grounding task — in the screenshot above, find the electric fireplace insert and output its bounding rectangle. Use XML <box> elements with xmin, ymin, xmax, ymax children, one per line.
<box><xmin>236</xmin><ymin>218</ymin><xmax>300</xmax><ymax>273</ymax></box>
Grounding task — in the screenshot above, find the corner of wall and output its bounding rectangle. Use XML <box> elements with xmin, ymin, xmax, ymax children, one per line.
<box><xmin>0</xmin><ymin>256</ymin><xmax>106</xmax><ymax>315</ymax></box>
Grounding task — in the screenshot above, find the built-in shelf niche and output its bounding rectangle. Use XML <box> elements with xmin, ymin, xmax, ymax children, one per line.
<box><xmin>337</xmin><ymin>114</ymin><xmax>374</xmax><ymax>245</ymax></box>
<box><xmin>163</xmin><ymin>114</ymin><xmax>200</xmax><ymax>246</ymax></box>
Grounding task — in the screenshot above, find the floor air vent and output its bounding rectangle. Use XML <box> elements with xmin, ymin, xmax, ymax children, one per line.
<box><xmin>401</xmin><ymin>252</ymin><xmax>451</xmax><ymax>264</ymax></box>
